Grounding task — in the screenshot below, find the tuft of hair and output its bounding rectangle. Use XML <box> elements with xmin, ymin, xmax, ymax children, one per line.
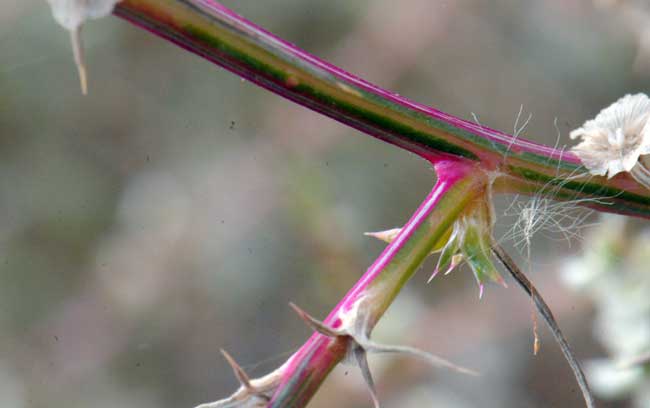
<box><xmin>501</xmin><ymin>188</ymin><xmax>601</xmax><ymax>256</ymax></box>
<box><xmin>499</xmin><ymin>116</ymin><xmax>611</xmax><ymax>263</ymax></box>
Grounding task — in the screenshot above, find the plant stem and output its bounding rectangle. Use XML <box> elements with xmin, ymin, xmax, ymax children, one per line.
<box><xmin>268</xmin><ymin>159</ymin><xmax>485</xmax><ymax>407</ymax></box>
<box><xmin>106</xmin><ymin>3</ymin><xmax>624</xmax><ymax>406</ymax></box>
<box><xmin>491</xmin><ymin>242</ymin><xmax>595</xmax><ymax>408</ymax></box>
<box><xmin>113</xmin><ymin>0</ymin><xmax>650</xmax><ymax>217</ymax></box>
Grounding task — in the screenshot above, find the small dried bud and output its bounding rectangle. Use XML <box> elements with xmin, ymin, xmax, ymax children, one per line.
<box><xmin>570</xmin><ymin>93</ymin><xmax>650</xmax><ymax>188</ymax></box>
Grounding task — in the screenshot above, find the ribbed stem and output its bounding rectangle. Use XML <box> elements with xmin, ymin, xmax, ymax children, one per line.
<box><xmin>113</xmin><ymin>0</ymin><xmax>650</xmax><ymax>218</ymax></box>
<box><xmin>269</xmin><ymin>160</ymin><xmax>484</xmax><ymax>407</ymax></box>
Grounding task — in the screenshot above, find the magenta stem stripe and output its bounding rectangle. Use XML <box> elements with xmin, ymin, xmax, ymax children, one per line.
<box><xmin>268</xmin><ymin>160</ymin><xmax>483</xmax><ymax>406</ymax></box>
<box><xmin>114</xmin><ymin>0</ymin><xmax>650</xmax><ymax>218</ymax></box>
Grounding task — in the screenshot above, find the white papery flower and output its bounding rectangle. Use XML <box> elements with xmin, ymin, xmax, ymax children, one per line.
<box><xmin>47</xmin><ymin>0</ymin><xmax>121</xmax><ymax>94</ymax></box>
<box><xmin>570</xmin><ymin>93</ymin><xmax>650</xmax><ymax>188</ymax></box>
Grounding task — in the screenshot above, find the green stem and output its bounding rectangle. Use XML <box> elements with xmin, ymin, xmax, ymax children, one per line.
<box><xmin>268</xmin><ymin>160</ymin><xmax>485</xmax><ymax>407</ymax></box>
<box><xmin>113</xmin><ymin>0</ymin><xmax>650</xmax><ymax>218</ymax></box>
<box><xmin>491</xmin><ymin>242</ymin><xmax>595</xmax><ymax>408</ymax></box>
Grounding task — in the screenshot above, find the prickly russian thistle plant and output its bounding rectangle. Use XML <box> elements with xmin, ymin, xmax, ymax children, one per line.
<box><xmin>46</xmin><ymin>1</ymin><xmax>650</xmax><ymax>407</ymax></box>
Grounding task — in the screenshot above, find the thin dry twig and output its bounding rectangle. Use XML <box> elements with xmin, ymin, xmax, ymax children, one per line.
<box><xmin>491</xmin><ymin>242</ymin><xmax>595</xmax><ymax>408</ymax></box>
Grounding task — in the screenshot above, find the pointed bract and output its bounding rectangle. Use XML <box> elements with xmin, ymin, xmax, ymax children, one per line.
<box><xmin>430</xmin><ymin>227</ymin><xmax>462</xmax><ymax>282</ymax></box>
<box><xmin>361</xmin><ymin>339</ymin><xmax>478</xmax><ymax>376</ymax></box>
<box><xmin>366</xmin><ymin>226</ymin><xmax>452</xmax><ymax>254</ymax></box>
<box><xmin>289</xmin><ymin>302</ymin><xmax>344</xmax><ymax>338</ymax></box>
<box><xmin>221</xmin><ymin>349</ymin><xmax>253</xmax><ymax>390</ymax></box>
<box><xmin>364</xmin><ymin>228</ymin><xmax>401</xmax><ymax>244</ymax></box>
<box><xmin>353</xmin><ymin>345</ymin><xmax>381</xmax><ymax>408</ymax></box>
<box><xmin>463</xmin><ymin>222</ymin><xmax>506</xmax><ymax>294</ymax></box>
<box><xmin>287</xmin><ymin>301</ymin><xmax>476</xmax><ymax>408</ymax></box>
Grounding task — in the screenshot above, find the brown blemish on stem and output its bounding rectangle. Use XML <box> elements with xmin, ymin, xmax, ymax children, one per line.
<box><xmin>285</xmin><ymin>74</ymin><xmax>300</xmax><ymax>88</ymax></box>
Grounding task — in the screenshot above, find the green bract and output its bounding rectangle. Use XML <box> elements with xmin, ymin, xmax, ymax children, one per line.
<box><xmin>433</xmin><ymin>200</ymin><xmax>505</xmax><ymax>297</ymax></box>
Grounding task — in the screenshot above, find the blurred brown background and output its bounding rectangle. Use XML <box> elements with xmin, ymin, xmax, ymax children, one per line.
<box><xmin>1</xmin><ymin>1</ymin><xmax>649</xmax><ymax>407</ymax></box>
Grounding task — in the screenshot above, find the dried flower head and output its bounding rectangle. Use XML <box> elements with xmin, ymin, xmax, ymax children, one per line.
<box><xmin>570</xmin><ymin>93</ymin><xmax>650</xmax><ymax>188</ymax></box>
<box><xmin>47</xmin><ymin>0</ymin><xmax>121</xmax><ymax>94</ymax></box>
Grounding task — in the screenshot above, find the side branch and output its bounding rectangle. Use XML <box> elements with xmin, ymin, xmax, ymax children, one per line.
<box><xmin>195</xmin><ymin>160</ymin><xmax>486</xmax><ymax>407</ymax></box>
<box><xmin>267</xmin><ymin>160</ymin><xmax>483</xmax><ymax>407</ymax></box>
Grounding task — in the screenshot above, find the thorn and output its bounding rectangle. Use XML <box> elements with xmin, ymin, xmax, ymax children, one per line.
<box><xmin>353</xmin><ymin>345</ymin><xmax>380</xmax><ymax>408</ymax></box>
<box><xmin>70</xmin><ymin>27</ymin><xmax>88</xmax><ymax>95</ymax></box>
<box><xmin>478</xmin><ymin>283</ymin><xmax>484</xmax><ymax>299</ymax></box>
<box><xmin>193</xmin><ymin>399</ymin><xmax>237</xmax><ymax>408</ymax></box>
<box><xmin>364</xmin><ymin>228</ymin><xmax>401</xmax><ymax>244</ymax></box>
<box><xmin>361</xmin><ymin>340</ymin><xmax>479</xmax><ymax>376</ymax></box>
<box><xmin>288</xmin><ymin>302</ymin><xmax>343</xmax><ymax>338</ymax></box>
<box><xmin>446</xmin><ymin>254</ymin><xmax>463</xmax><ymax>275</ymax></box>
<box><xmin>494</xmin><ymin>272</ymin><xmax>509</xmax><ymax>289</ymax></box>
<box><xmin>427</xmin><ymin>267</ymin><xmax>439</xmax><ymax>283</ymax></box>
<box><xmin>194</xmin><ymin>364</ymin><xmax>284</xmax><ymax>408</ymax></box>
<box><xmin>220</xmin><ymin>349</ymin><xmax>253</xmax><ymax>390</ymax></box>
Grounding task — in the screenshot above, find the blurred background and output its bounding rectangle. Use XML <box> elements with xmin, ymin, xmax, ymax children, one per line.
<box><xmin>2</xmin><ymin>0</ymin><xmax>650</xmax><ymax>407</ymax></box>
